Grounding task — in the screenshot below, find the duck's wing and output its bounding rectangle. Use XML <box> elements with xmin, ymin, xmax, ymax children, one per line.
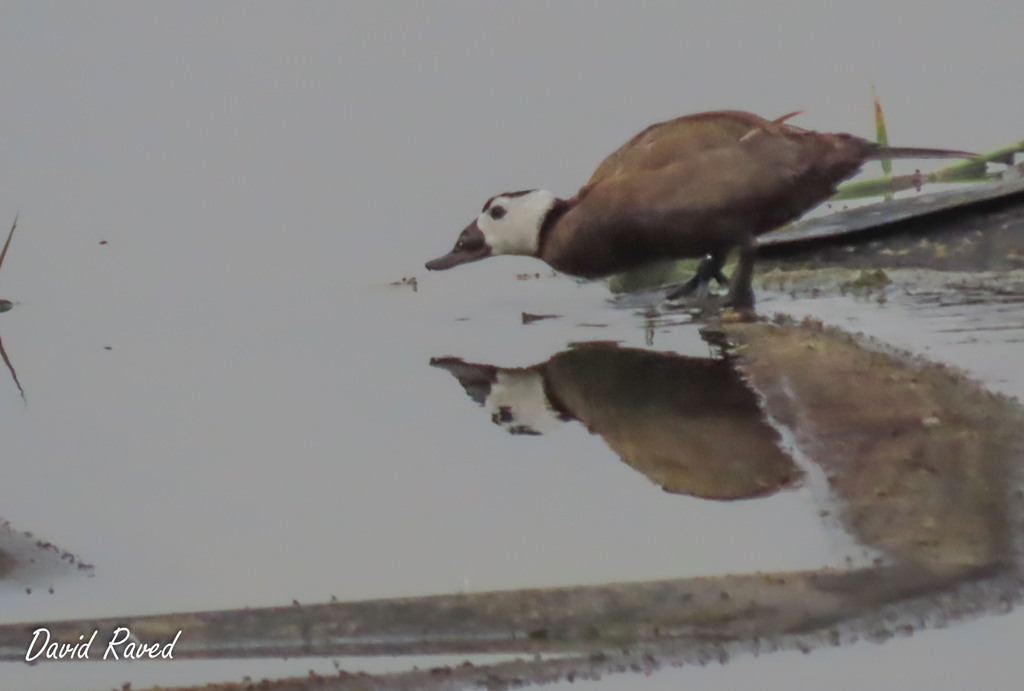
<box><xmin>603</xmin><ymin>124</ymin><xmax>871</xmax><ymax>223</ymax></box>
<box><xmin>545</xmin><ymin>129</ymin><xmax>871</xmax><ymax>277</ymax></box>
<box><xmin>581</xmin><ymin>111</ymin><xmax>806</xmax><ymax>196</ymax></box>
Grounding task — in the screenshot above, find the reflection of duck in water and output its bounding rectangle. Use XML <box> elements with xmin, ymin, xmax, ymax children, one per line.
<box><xmin>431</xmin><ymin>343</ymin><xmax>799</xmax><ymax>500</ymax></box>
<box><xmin>426</xmin><ymin>110</ymin><xmax>973</xmax><ymax>307</ymax></box>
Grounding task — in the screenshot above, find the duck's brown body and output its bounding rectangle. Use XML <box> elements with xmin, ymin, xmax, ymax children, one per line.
<box><xmin>541</xmin><ymin>111</ymin><xmax>874</xmax><ymax>278</ymax></box>
<box><xmin>427</xmin><ymin>109</ymin><xmax>973</xmax><ymax>305</ymax></box>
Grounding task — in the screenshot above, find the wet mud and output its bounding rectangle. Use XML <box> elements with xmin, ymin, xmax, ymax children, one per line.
<box><xmin>0</xmin><ymin>520</ymin><xmax>94</xmax><ymax>594</ymax></box>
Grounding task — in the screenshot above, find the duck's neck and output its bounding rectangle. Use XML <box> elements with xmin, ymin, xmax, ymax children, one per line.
<box><xmin>536</xmin><ymin>197</ymin><xmax>574</xmax><ymax>257</ymax></box>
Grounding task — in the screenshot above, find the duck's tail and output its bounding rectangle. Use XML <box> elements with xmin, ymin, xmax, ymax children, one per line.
<box><xmin>868</xmin><ymin>145</ymin><xmax>978</xmax><ymax>160</ymax></box>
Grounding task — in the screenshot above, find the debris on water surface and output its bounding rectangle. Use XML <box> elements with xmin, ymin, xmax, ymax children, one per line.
<box><xmin>521</xmin><ymin>312</ymin><xmax>560</xmax><ymax>324</ymax></box>
<box><xmin>842</xmin><ymin>268</ymin><xmax>891</xmax><ymax>291</ymax></box>
<box><xmin>834</xmin><ymin>268</ymin><xmax>893</xmax><ymax>298</ymax></box>
<box><xmin>389</xmin><ymin>276</ymin><xmax>418</xmax><ymax>291</ymax></box>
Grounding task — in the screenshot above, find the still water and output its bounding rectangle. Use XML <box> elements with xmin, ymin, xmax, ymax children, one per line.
<box><xmin>1</xmin><ymin>3</ymin><xmax>1023</xmax><ymax>690</ymax></box>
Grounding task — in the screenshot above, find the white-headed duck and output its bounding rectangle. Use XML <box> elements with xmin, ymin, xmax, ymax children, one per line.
<box><xmin>427</xmin><ymin>110</ymin><xmax>974</xmax><ymax>306</ymax></box>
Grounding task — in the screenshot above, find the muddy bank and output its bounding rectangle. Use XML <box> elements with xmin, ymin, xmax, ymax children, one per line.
<box><xmin>722</xmin><ymin>318</ymin><xmax>1022</xmax><ymax>570</ymax></box>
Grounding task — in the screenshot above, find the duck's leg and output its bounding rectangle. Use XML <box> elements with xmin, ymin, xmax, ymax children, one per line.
<box><xmin>665</xmin><ymin>251</ymin><xmax>729</xmax><ymax>300</ymax></box>
<box><xmin>723</xmin><ymin>236</ymin><xmax>757</xmax><ymax>309</ymax></box>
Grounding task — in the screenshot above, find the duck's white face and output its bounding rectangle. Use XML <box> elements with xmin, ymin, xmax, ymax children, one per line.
<box><xmin>425</xmin><ymin>189</ymin><xmax>556</xmax><ymax>271</ymax></box>
<box><xmin>476</xmin><ymin>189</ymin><xmax>556</xmax><ymax>256</ymax></box>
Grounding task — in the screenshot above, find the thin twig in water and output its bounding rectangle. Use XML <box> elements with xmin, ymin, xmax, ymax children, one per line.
<box><xmin>0</xmin><ymin>214</ymin><xmax>17</xmax><ymax>276</ymax></box>
<box><xmin>0</xmin><ymin>334</ymin><xmax>25</xmax><ymax>402</ymax></box>
<box><xmin>0</xmin><ymin>214</ymin><xmax>25</xmax><ymax>401</ymax></box>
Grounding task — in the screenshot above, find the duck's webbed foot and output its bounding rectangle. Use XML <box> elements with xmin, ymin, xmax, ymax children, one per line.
<box><xmin>665</xmin><ymin>254</ymin><xmax>728</xmax><ymax>300</ymax></box>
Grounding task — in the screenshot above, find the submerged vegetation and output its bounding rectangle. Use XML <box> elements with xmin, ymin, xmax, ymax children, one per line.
<box><xmin>832</xmin><ymin>141</ymin><xmax>1024</xmax><ymax>201</ymax></box>
<box><xmin>837</xmin><ymin>89</ymin><xmax>1022</xmax><ymax>200</ymax></box>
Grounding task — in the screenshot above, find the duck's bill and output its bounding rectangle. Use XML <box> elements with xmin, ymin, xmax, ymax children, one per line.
<box><xmin>425</xmin><ymin>222</ymin><xmax>491</xmax><ymax>271</ymax></box>
<box><xmin>425</xmin><ymin>248</ymin><xmax>488</xmax><ymax>270</ymax></box>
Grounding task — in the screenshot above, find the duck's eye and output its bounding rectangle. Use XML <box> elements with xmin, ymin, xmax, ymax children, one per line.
<box><xmin>489</xmin><ymin>205</ymin><xmax>507</xmax><ymax>220</ymax></box>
